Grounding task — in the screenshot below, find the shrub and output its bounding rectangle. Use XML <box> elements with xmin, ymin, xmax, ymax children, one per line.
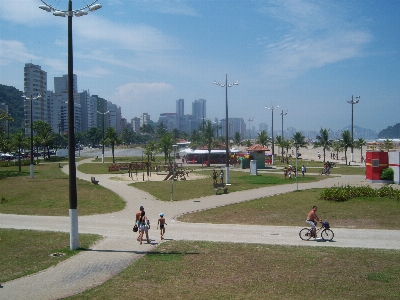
<box><xmin>320</xmin><ymin>185</ymin><xmax>400</xmax><ymax>202</ymax></box>
<box><xmin>380</xmin><ymin>167</ymin><xmax>394</xmax><ymax>181</ymax></box>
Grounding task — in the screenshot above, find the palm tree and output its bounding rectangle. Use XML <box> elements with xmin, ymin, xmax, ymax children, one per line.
<box><xmin>354</xmin><ymin>138</ymin><xmax>366</xmax><ymax>162</ymax></box>
<box><xmin>282</xmin><ymin>140</ymin><xmax>292</xmax><ymax>163</ymax></box>
<box><xmin>233</xmin><ymin>132</ymin><xmax>241</xmax><ymax>148</ymax></box>
<box><xmin>275</xmin><ymin>135</ymin><xmax>284</xmax><ymax>162</ymax></box>
<box><xmin>12</xmin><ymin>132</ymin><xmax>27</xmax><ymax>172</ymax></box>
<box><xmin>256</xmin><ymin>130</ymin><xmax>269</xmax><ymax>147</ymax></box>
<box><xmin>158</xmin><ymin>132</ymin><xmax>175</xmax><ymax>164</ymax></box>
<box><xmin>202</xmin><ymin>120</ymin><xmax>215</xmax><ymax>167</ymax></box>
<box><xmin>104</xmin><ymin>127</ymin><xmax>122</xmax><ymax>163</ymax></box>
<box><xmin>314</xmin><ymin>128</ymin><xmax>330</xmax><ymax>162</ymax></box>
<box><xmin>341</xmin><ymin>130</ymin><xmax>352</xmax><ymax>165</ymax></box>
<box><xmin>331</xmin><ymin>140</ymin><xmax>343</xmax><ymax>161</ymax></box>
<box><xmin>292</xmin><ymin>131</ymin><xmax>308</xmax><ymax>159</ymax></box>
<box><xmin>143</xmin><ymin>141</ymin><xmax>157</xmax><ymax>162</ymax></box>
<box><xmin>189</xmin><ymin>130</ymin><xmax>202</xmax><ymax>151</ymax></box>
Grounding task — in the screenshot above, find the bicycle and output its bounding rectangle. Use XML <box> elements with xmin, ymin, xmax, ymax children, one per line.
<box><xmin>319</xmin><ymin>168</ymin><xmax>330</xmax><ymax>175</ymax></box>
<box><xmin>299</xmin><ymin>221</ymin><xmax>334</xmax><ymax>241</ymax></box>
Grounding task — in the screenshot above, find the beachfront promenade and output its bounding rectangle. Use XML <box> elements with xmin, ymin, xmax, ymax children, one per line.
<box><xmin>1</xmin><ymin>158</ymin><xmax>399</xmax><ymax>300</ymax></box>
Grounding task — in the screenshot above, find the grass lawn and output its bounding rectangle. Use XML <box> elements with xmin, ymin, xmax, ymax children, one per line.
<box><xmin>0</xmin><ymin>163</ymin><xmax>125</xmax><ymax>216</ymax></box>
<box><xmin>129</xmin><ymin>169</ymin><xmax>321</xmax><ymax>201</ymax></box>
<box><xmin>67</xmin><ymin>240</ymin><xmax>400</xmax><ymax>300</ymax></box>
<box><xmin>0</xmin><ymin>229</ymin><xmax>101</xmax><ymax>283</ymax></box>
<box><xmin>178</xmin><ymin>188</ymin><xmax>400</xmax><ymax>230</ymax></box>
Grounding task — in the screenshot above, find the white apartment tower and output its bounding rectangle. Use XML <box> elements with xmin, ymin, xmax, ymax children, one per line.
<box><xmin>23</xmin><ymin>63</ymin><xmax>47</xmax><ymax>136</ymax></box>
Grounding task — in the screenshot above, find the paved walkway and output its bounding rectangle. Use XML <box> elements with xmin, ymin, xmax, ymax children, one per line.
<box><xmin>1</xmin><ymin>158</ymin><xmax>399</xmax><ymax>300</ymax></box>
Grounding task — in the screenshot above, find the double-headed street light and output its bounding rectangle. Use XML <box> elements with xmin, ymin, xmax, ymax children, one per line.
<box><xmin>214</xmin><ymin>75</ymin><xmax>239</xmax><ymax>184</ymax></box>
<box><xmin>347</xmin><ymin>95</ymin><xmax>360</xmax><ymax>163</ymax></box>
<box><xmin>22</xmin><ymin>94</ymin><xmax>42</xmax><ymax>179</ymax></box>
<box><xmin>40</xmin><ymin>0</ymin><xmax>101</xmax><ymax>251</ymax></box>
<box><xmin>265</xmin><ymin>104</ymin><xmax>279</xmax><ymax>165</ymax></box>
<box><xmin>97</xmin><ymin>110</ymin><xmax>109</xmax><ymax>163</ymax></box>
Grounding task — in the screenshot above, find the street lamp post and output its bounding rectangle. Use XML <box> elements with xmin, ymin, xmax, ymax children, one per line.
<box><xmin>280</xmin><ymin>110</ymin><xmax>287</xmax><ymax>162</ymax></box>
<box><xmin>40</xmin><ymin>0</ymin><xmax>102</xmax><ymax>251</ymax></box>
<box><xmin>214</xmin><ymin>75</ymin><xmax>239</xmax><ymax>184</ymax></box>
<box><xmin>97</xmin><ymin>110</ymin><xmax>109</xmax><ymax>163</ymax></box>
<box><xmin>22</xmin><ymin>94</ymin><xmax>42</xmax><ymax>178</ymax></box>
<box><xmin>171</xmin><ymin>144</ymin><xmax>178</xmax><ymax>201</ymax></box>
<box><xmin>265</xmin><ymin>105</ymin><xmax>279</xmax><ymax>165</ymax></box>
<box><xmin>347</xmin><ymin>95</ymin><xmax>360</xmax><ymax>163</ymax></box>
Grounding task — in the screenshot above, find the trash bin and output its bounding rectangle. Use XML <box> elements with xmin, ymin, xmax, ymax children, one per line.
<box><xmin>250</xmin><ymin>160</ymin><xmax>257</xmax><ymax>175</ymax></box>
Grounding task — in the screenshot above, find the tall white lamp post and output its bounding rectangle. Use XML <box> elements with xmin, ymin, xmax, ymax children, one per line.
<box><xmin>280</xmin><ymin>110</ymin><xmax>287</xmax><ymax>162</ymax></box>
<box><xmin>39</xmin><ymin>0</ymin><xmax>102</xmax><ymax>250</ymax></box>
<box><xmin>347</xmin><ymin>95</ymin><xmax>360</xmax><ymax>163</ymax></box>
<box><xmin>265</xmin><ymin>105</ymin><xmax>279</xmax><ymax>165</ymax></box>
<box><xmin>22</xmin><ymin>94</ymin><xmax>41</xmax><ymax>178</ymax></box>
<box><xmin>214</xmin><ymin>75</ymin><xmax>239</xmax><ymax>184</ymax></box>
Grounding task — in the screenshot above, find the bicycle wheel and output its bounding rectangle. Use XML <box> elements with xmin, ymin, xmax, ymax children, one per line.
<box><xmin>321</xmin><ymin>229</ymin><xmax>334</xmax><ymax>241</ymax></box>
<box><xmin>299</xmin><ymin>228</ymin><xmax>312</xmax><ymax>240</ymax></box>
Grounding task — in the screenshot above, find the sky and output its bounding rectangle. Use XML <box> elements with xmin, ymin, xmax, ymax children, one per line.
<box><xmin>0</xmin><ymin>0</ymin><xmax>399</xmax><ymax>133</ymax></box>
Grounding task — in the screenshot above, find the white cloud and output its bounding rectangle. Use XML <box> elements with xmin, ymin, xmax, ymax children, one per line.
<box><xmin>0</xmin><ymin>1</ymin><xmax>55</xmax><ymax>25</ymax></box>
<box><xmin>0</xmin><ymin>39</ymin><xmax>38</xmax><ymax>65</ymax></box>
<box><xmin>74</xmin><ymin>16</ymin><xmax>179</xmax><ymax>52</ymax></box>
<box><xmin>259</xmin><ymin>0</ymin><xmax>373</xmax><ymax>80</ymax></box>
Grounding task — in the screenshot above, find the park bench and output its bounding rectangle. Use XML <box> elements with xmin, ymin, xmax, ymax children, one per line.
<box><xmin>91</xmin><ymin>176</ymin><xmax>99</xmax><ymax>185</ymax></box>
<box><xmin>213</xmin><ymin>183</ymin><xmax>228</xmax><ymax>195</ymax></box>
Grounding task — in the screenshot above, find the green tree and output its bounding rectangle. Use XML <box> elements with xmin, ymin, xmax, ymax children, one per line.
<box><xmin>354</xmin><ymin>138</ymin><xmax>366</xmax><ymax>162</ymax></box>
<box><xmin>143</xmin><ymin>141</ymin><xmax>157</xmax><ymax>162</ymax></box>
<box><xmin>314</xmin><ymin>128</ymin><xmax>331</xmax><ymax>162</ymax></box>
<box><xmin>189</xmin><ymin>130</ymin><xmax>202</xmax><ymax>151</ymax></box>
<box><xmin>33</xmin><ymin>120</ymin><xmax>54</xmax><ymax>159</ymax></box>
<box><xmin>140</xmin><ymin>124</ymin><xmax>154</xmax><ymax>135</ymax></box>
<box><xmin>86</xmin><ymin>127</ymin><xmax>102</xmax><ymax>147</ymax></box>
<box><xmin>256</xmin><ymin>130</ymin><xmax>269</xmax><ymax>147</ymax></box>
<box><xmin>233</xmin><ymin>132</ymin><xmax>241</xmax><ymax>147</ymax></box>
<box><xmin>104</xmin><ymin>127</ymin><xmax>122</xmax><ymax>163</ymax></box>
<box><xmin>12</xmin><ymin>132</ymin><xmax>27</xmax><ymax>172</ymax></box>
<box><xmin>331</xmin><ymin>140</ymin><xmax>343</xmax><ymax>161</ymax></box>
<box><xmin>158</xmin><ymin>132</ymin><xmax>175</xmax><ymax>164</ymax></box>
<box><xmin>341</xmin><ymin>129</ymin><xmax>352</xmax><ymax>165</ymax></box>
<box><xmin>275</xmin><ymin>135</ymin><xmax>284</xmax><ymax>162</ymax></box>
<box><xmin>202</xmin><ymin>120</ymin><xmax>216</xmax><ymax>167</ymax></box>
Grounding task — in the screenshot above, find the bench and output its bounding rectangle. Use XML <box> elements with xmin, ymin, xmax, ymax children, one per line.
<box><xmin>213</xmin><ymin>183</ymin><xmax>228</xmax><ymax>195</ymax></box>
<box><xmin>58</xmin><ymin>163</ymin><xmax>63</xmax><ymax>168</ymax></box>
<box><xmin>91</xmin><ymin>176</ymin><xmax>99</xmax><ymax>185</ymax></box>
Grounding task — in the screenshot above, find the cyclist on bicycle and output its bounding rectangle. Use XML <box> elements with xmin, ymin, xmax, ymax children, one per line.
<box><xmin>306</xmin><ymin>206</ymin><xmax>322</xmax><ymax>238</ymax></box>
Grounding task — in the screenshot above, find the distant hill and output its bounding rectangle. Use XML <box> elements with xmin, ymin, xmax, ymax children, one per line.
<box><xmin>342</xmin><ymin>125</ymin><xmax>378</xmax><ymax>139</ymax></box>
<box><xmin>378</xmin><ymin>123</ymin><xmax>400</xmax><ymax>139</ymax></box>
<box><xmin>0</xmin><ymin>84</ymin><xmax>24</xmax><ymax>134</ymax></box>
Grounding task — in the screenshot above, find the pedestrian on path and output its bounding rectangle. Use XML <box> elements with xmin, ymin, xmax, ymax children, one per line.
<box><xmin>212</xmin><ymin>170</ymin><xmax>217</xmax><ymax>184</ymax></box>
<box><xmin>135</xmin><ymin>206</ymin><xmax>144</xmax><ymax>240</ymax></box>
<box><xmin>138</xmin><ymin>210</ymin><xmax>151</xmax><ymax>244</ymax></box>
<box><xmin>301</xmin><ymin>165</ymin><xmax>306</xmax><ymax>177</ymax></box>
<box><xmin>219</xmin><ymin>170</ymin><xmax>224</xmax><ymax>183</ymax></box>
<box><xmin>157</xmin><ymin>213</ymin><xmax>167</xmax><ymax>240</ymax></box>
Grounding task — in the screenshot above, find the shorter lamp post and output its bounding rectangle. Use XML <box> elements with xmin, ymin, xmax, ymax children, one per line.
<box><xmin>22</xmin><ymin>94</ymin><xmax>42</xmax><ymax>178</ymax></box>
<box><xmin>171</xmin><ymin>144</ymin><xmax>178</xmax><ymax>201</ymax></box>
<box><xmin>347</xmin><ymin>95</ymin><xmax>360</xmax><ymax>163</ymax></box>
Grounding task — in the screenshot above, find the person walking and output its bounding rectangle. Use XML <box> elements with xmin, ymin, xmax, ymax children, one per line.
<box><xmin>301</xmin><ymin>165</ymin><xmax>306</xmax><ymax>177</ymax></box>
<box><xmin>212</xmin><ymin>170</ymin><xmax>217</xmax><ymax>184</ymax></box>
<box><xmin>135</xmin><ymin>206</ymin><xmax>144</xmax><ymax>240</ymax></box>
<box><xmin>138</xmin><ymin>210</ymin><xmax>151</xmax><ymax>244</ymax></box>
<box><xmin>219</xmin><ymin>170</ymin><xmax>224</xmax><ymax>183</ymax></box>
<box><xmin>157</xmin><ymin>213</ymin><xmax>167</xmax><ymax>240</ymax></box>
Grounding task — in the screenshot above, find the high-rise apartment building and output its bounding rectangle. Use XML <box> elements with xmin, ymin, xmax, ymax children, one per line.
<box><xmin>176</xmin><ymin>99</ymin><xmax>184</xmax><ymax>117</ymax></box>
<box><xmin>23</xmin><ymin>63</ymin><xmax>47</xmax><ymax>136</ymax></box>
<box><xmin>192</xmin><ymin>99</ymin><xmax>206</xmax><ymax>130</ymax></box>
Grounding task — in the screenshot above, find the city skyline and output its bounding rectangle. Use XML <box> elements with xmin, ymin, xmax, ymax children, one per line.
<box><xmin>0</xmin><ymin>1</ymin><xmax>399</xmax><ymax>132</ymax></box>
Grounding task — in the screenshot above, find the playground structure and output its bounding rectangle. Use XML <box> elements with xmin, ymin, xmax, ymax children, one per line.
<box><xmin>160</xmin><ymin>164</ymin><xmax>193</xmax><ymax>181</ymax></box>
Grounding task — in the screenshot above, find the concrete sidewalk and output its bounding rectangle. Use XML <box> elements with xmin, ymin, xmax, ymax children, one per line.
<box><xmin>1</xmin><ymin>158</ymin><xmax>399</xmax><ymax>300</ymax></box>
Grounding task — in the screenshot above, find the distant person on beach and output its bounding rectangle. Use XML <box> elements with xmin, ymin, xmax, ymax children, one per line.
<box><xmin>138</xmin><ymin>210</ymin><xmax>151</xmax><ymax>244</ymax></box>
<box><xmin>135</xmin><ymin>206</ymin><xmax>144</xmax><ymax>240</ymax></box>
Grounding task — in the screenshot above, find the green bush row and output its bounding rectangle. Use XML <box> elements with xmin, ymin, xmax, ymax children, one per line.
<box><xmin>320</xmin><ymin>185</ymin><xmax>400</xmax><ymax>202</ymax></box>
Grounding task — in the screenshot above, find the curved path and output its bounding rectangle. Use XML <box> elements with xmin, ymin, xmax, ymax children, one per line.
<box><xmin>1</xmin><ymin>158</ymin><xmax>399</xmax><ymax>300</ymax></box>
